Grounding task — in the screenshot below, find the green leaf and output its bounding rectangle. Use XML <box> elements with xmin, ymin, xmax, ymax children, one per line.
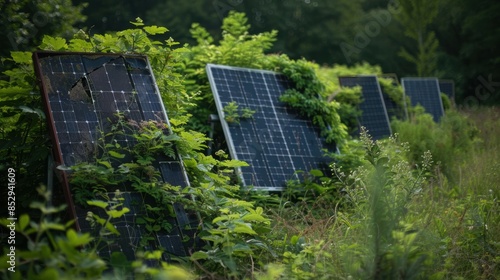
<box><xmin>233</xmin><ymin>223</ymin><xmax>257</xmax><ymax>235</ymax></box>
<box><xmin>39</xmin><ymin>268</ymin><xmax>60</xmax><ymax>279</ymax></box>
<box><xmin>87</xmin><ymin>200</ymin><xmax>108</xmax><ymax>209</ymax></box>
<box><xmin>19</xmin><ymin>214</ymin><xmax>29</xmax><ymax>231</ymax></box>
<box><xmin>190</xmin><ymin>251</ymin><xmax>209</xmax><ymax>260</ymax></box>
<box><xmin>130</xmin><ymin>17</ymin><xmax>144</xmax><ymax>26</ymax></box>
<box><xmin>98</xmin><ymin>160</ymin><xmax>112</xmax><ymax>169</ymax></box>
<box><xmin>144</xmin><ymin>25</ymin><xmax>168</xmax><ymax>35</ymax></box>
<box><xmin>11</xmin><ymin>51</ymin><xmax>32</xmax><ymax>64</ymax></box>
<box><xmin>110</xmin><ymin>252</ymin><xmax>129</xmax><ymax>268</ymax></box>
<box><xmin>241</xmin><ymin>213</ymin><xmax>269</xmax><ymax>223</ymax></box>
<box><xmin>66</xmin><ymin>229</ymin><xmax>93</xmax><ymax>247</ymax></box>
<box><xmin>41</xmin><ymin>221</ymin><xmax>66</xmax><ymax>231</ymax></box>
<box><xmin>109</xmin><ymin>150</ymin><xmax>126</xmax><ymax>159</ymax></box>
<box><xmin>104</xmin><ymin>222</ymin><xmax>120</xmax><ymax>236</ymax></box>
<box><xmin>144</xmin><ymin>250</ymin><xmax>163</xmax><ymax>259</ymax></box>
<box><xmin>309</xmin><ymin>169</ymin><xmax>324</xmax><ymax>177</ymax></box>
<box><xmin>106</xmin><ymin>207</ymin><xmax>130</xmax><ymax>218</ymax></box>
<box><xmin>19</xmin><ymin>106</ymin><xmax>45</xmax><ymax>119</ymax></box>
<box><xmin>41</xmin><ymin>35</ymin><xmax>68</xmax><ymax>50</ymax></box>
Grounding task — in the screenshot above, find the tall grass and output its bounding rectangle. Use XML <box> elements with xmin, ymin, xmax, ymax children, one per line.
<box><xmin>268</xmin><ymin>107</ymin><xmax>499</xmax><ymax>279</ymax></box>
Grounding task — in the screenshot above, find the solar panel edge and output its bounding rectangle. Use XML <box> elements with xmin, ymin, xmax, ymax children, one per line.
<box><xmin>206</xmin><ymin>64</ymin><xmax>332</xmax><ymax>191</ymax></box>
<box><xmin>338</xmin><ymin>75</ymin><xmax>392</xmax><ymax>139</ymax></box>
<box><xmin>34</xmin><ymin>52</ymin><xmax>198</xmax><ymax>262</ymax></box>
<box><xmin>401</xmin><ymin>77</ymin><xmax>445</xmax><ymax>122</ymax></box>
<box><xmin>206</xmin><ymin>64</ymin><xmax>246</xmax><ymax>186</ymax></box>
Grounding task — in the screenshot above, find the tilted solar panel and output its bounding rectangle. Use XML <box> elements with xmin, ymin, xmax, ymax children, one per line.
<box><xmin>402</xmin><ymin>77</ymin><xmax>444</xmax><ymax>122</ymax></box>
<box><xmin>33</xmin><ymin>52</ymin><xmax>198</xmax><ymax>262</ymax></box>
<box><xmin>439</xmin><ymin>79</ymin><xmax>455</xmax><ymax>102</ymax></box>
<box><xmin>206</xmin><ymin>64</ymin><xmax>332</xmax><ymax>191</ymax></box>
<box><xmin>379</xmin><ymin>74</ymin><xmax>406</xmax><ymax>120</ymax></box>
<box><xmin>338</xmin><ymin>75</ymin><xmax>392</xmax><ymax>140</ymax></box>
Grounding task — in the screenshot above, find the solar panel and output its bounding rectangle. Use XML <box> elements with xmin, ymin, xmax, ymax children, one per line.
<box><xmin>439</xmin><ymin>79</ymin><xmax>455</xmax><ymax>102</ymax></box>
<box><xmin>402</xmin><ymin>77</ymin><xmax>444</xmax><ymax>122</ymax></box>
<box><xmin>379</xmin><ymin>74</ymin><xmax>406</xmax><ymax>120</ymax></box>
<box><xmin>338</xmin><ymin>76</ymin><xmax>392</xmax><ymax>140</ymax></box>
<box><xmin>33</xmin><ymin>52</ymin><xmax>198</xmax><ymax>262</ymax></box>
<box><xmin>206</xmin><ymin>64</ymin><xmax>333</xmax><ymax>192</ymax></box>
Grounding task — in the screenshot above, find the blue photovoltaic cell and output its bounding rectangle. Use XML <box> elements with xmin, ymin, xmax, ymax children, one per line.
<box><xmin>402</xmin><ymin>77</ymin><xmax>444</xmax><ymax>122</ymax></box>
<box><xmin>33</xmin><ymin>52</ymin><xmax>197</xmax><ymax>263</ymax></box>
<box><xmin>338</xmin><ymin>76</ymin><xmax>392</xmax><ymax>140</ymax></box>
<box><xmin>206</xmin><ymin>64</ymin><xmax>332</xmax><ymax>191</ymax></box>
<box><xmin>439</xmin><ymin>79</ymin><xmax>455</xmax><ymax>102</ymax></box>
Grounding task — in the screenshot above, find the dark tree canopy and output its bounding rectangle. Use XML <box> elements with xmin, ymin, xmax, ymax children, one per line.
<box><xmin>1</xmin><ymin>0</ymin><xmax>499</xmax><ymax>104</ymax></box>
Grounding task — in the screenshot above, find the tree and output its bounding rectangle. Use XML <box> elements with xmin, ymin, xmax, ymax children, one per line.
<box><xmin>0</xmin><ymin>0</ymin><xmax>86</xmax><ymax>61</ymax></box>
<box><xmin>395</xmin><ymin>0</ymin><xmax>440</xmax><ymax>77</ymax></box>
<box><xmin>434</xmin><ymin>0</ymin><xmax>500</xmax><ymax>103</ymax></box>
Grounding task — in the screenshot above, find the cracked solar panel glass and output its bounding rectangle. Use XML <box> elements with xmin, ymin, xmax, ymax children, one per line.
<box><xmin>33</xmin><ymin>52</ymin><xmax>197</xmax><ymax>262</ymax></box>
<box><xmin>402</xmin><ymin>77</ymin><xmax>444</xmax><ymax>122</ymax></box>
<box><xmin>439</xmin><ymin>79</ymin><xmax>455</xmax><ymax>102</ymax></box>
<box><xmin>339</xmin><ymin>76</ymin><xmax>392</xmax><ymax>140</ymax></box>
<box><xmin>206</xmin><ymin>64</ymin><xmax>332</xmax><ymax>191</ymax></box>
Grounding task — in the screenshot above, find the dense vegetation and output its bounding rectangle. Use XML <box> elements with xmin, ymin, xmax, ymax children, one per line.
<box><xmin>0</xmin><ymin>9</ymin><xmax>499</xmax><ymax>280</ymax></box>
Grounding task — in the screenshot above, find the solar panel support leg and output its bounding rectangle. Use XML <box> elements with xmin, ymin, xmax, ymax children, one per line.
<box><xmin>206</xmin><ymin>114</ymin><xmax>220</xmax><ymax>155</ymax></box>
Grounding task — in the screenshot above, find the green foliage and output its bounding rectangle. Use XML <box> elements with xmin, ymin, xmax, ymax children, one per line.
<box><xmin>396</xmin><ymin>0</ymin><xmax>440</xmax><ymax>76</ymax></box>
<box><xmin>392</xmin><ymin>108</ymin><xmax>480</xmax><ymax>179</ymax></box>
<box><xmin>0</xmin><ymin>0</ymin><xmax>87</xmax><ymax>60</ymax></box>
<box><xmin>315</xmin><ymin>63</ymin><xmax>406</xmax><ymax>135</ymax></box>
<box><xmin>266</xmin><ymin>55</ymin><xmax>348</xmax><ymax>145</ymax></box>
<box><xmin>62</xmin><ymin>17</ymin><xmax>192</xmax><ymax>118</ymax></box>
<box><xmin>0</xmin><ymin>186</ymin><xmax>107</xmax><ymax>279</ymax></box>
<box><xmin>1</xmin><ymin>9</ymin><xmax>499</xmax><ymax>280</ymax></box>
<box><xmin>0</xmin><ymin>51</ymin><xmax>50</xmax><ymax>213</ymax></box>
<box><xmin>180</xmin><ymin>12</ymin><xmax>350</xmax><ymax>146</ymax></box>
<box><xmin>179</xmin><ymin>11</ymin><xmax>277</xmax><ymax>133</ymax></box>
<box><xmin>222</xmin><ymin>101</ymin><xmax>256</xmax><ymax>124</ymax></box>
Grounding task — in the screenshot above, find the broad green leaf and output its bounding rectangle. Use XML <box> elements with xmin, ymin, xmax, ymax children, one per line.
<box><xmin>144</xmin><ymin>25</ymin><xmax>169</xmax><ymax>35</ymax></box>
<box><xmin>39</xmin><ymin>268</ymin><xmax>59</xmax><ymax>279</ymax></box>
<box><xmin>241</xmin><ymin>213</ymin><xmax>269</xmax><ymax>223</ymax></box>
<box><xmin>11</xmin><ymin>51</ymin><xmax>32</xmax><ymax>64</ymax></box>
<box><xmin>109</xmin><ymin>150</ymin><xmax>126</xmax><ymax>159</ymax></box>
<box><xmin>212</xmin><ymin>215</ymin><xmax>228</xmax><ymax>224</ymax></box>
<box><xmin>19</xmin><ymin>106</ymin><xmax>45</xmax><ymax>119</ymax></box>
<box><xmin>190</xmin><ymin>251</ymin><xmax>209</xmax><ymax>260</ymax></box>
<box><xmin>98</xmin><ymin>160</ymin><xmax>112</xmax><ymax>169</ymax></box>
<box><xmin>40</xmin><ymin>221</ymin><xmax>66</xmax><ymax>231</ymax></box>
<box><xmin>130</xmin><ymin>17</ymin><xmax>144</xmax><ymax>26</ymax></box>
<box><xmin>87</xmin><ymin>200</ymin><xmax>108</xmax><ymax>209</ymax></box>
<box><xmin>232</xmin><ymin>243</ymin><xmax>252</xmax><ymax>253</ymax></box>
<box><xmin>104</xmin><ymin>222</ymin><xmax>120</xmax><ymax>236</ymax></box>
<box><xmin>309</xmin><ymin>169</ymin><xmax>324</xmax><ymax>177</ymax></box>
<box><xmin>41</xmin><ymin>35</ymin><xmax>68</xmax><ymax>50</ymax></box>
<box><xmin>66</xmin><ymin>229</ymin><xmax>93</xmax><ymax>247</ymax></box>
<box><xmin>233</xmin><ymin>224</ymin><xmax>257</xmax><ymax>235</ymax></box>
<box><xmin>106</xmin><ymin>207</ymin><xmax>130</xmax><ymax>218</ymax></box>
<box><xmin>19</xmin><ymin>214</ymin><xmax>29</xmax><ymax>231</ymax></box>
<box><xmin>144</xmin><ymin>250</ymin><xmax>163</xmax><ymax>259</ymax></box>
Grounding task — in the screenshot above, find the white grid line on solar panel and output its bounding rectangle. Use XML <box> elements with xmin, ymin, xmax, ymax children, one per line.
<box><xmin>402</xmin><ymin>78</ymin><xmax>444</xmax><ymax>122</ymax></box>
<box><xmin>42</xmin><ymin>57</ymin><xmax>96</xmax><ymax>165</ymax></box>
<box><xmin>37</xmin><ymin>53</ymin><xmax>192</xmax><ymax>261</ymax></box>
<box><xmin>130</xmin><ymin>72</ymin><xmax>165</xmax><ymax>120</ymax></box>
<box><xmin>208</xmin><ymin>64</ymin><xmax>331</xmax><ymax>189</ymax></box>
<box><xmin>339</xmin><ymin>76</ymin><xmax>391</xmax><ymax>138</ymax></box>
<box><xmin>235</xmin><ymin>71</ymin><xmax>296</xmax><ymax>183</ymax></box>
<box><xmin>242</xmin><ymin>70</ymin><xmax>297</xmax><ymax>177</ymax></box>
<box><xmin>211</xmin><ymin>67</ymin><xmax>292</xmax><ymax>186</ymax></box>
<box><xmin>439</xmin><ymin>80</ymin><xmax>454</xmax><ymax>98</ymax></box>
<box><xmin>44</xmin><ymin>56</ymin><xmax>162</xmax><ymax>165</ymax></box>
